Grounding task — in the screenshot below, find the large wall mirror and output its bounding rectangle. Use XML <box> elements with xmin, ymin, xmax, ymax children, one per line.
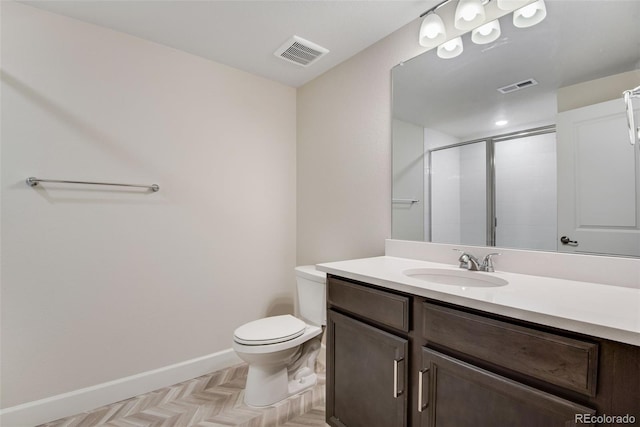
<box><xmin>392</xmin><ymin>0</ymin><xmax>640</xmax><ymax>257</ymax></box>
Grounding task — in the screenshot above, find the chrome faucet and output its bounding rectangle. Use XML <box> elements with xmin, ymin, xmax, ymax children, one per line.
<box><xmin>454</xmin><ymin>250</ymin><xmax>501</xmax><ymax>272</ymax></box>
<box><xmin>481</xmin><ymin>252</ymin><xmax>501</xmax><ymax>272</ymax></box>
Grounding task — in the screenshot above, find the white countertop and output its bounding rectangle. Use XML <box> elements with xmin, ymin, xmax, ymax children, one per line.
<box><xmin>317</xmin><ymin>256</ymin><xmax>640</xmax><ymax>346</ymax></box>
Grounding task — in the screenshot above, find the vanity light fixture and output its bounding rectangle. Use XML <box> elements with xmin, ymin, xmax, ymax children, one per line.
<box><xmin>437</xmin><ymin>36</ymin><xmax>464</xmax><ymax>59</ymax></box>
<box><xmin>513</xmin><ymin>0</ymin><xmax>547</xmax><ymax>28</ymax></box>
<box><xmin>418</xmin><ymin>0</ymin><xmax>547</xmax><ymax>60</ymax></box>
<box><xmin>496</xmin><ymin>0</ymin><xmax>530</xmax><ymax>11</ymax></box>
<box><xmin>472</xmin><ymin>19</ymin><xmax>501</xmax><ymax>44</ymax></box>
<box><xmin>418</xmin><ymin>0</ymin><xmax>547</xmax><ymax>59</ymax></box>
<box><xmin>454</xmin><ymin>0</ymin><xmax>486</xmax><ymax>30</ymax></box>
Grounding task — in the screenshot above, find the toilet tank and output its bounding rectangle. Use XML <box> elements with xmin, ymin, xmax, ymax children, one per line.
<box><xmin>295</xmin><ymin>265</ymin><xmax>327</xmax><ymax>326</ymax></box>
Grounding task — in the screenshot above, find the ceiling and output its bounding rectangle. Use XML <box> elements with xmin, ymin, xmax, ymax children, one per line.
<box><xmin>20</xmin><ymin>0</ymin><xmax>436</xmax><ymax>88</ymax></box>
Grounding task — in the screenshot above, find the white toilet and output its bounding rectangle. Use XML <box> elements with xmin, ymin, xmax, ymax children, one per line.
<box><xmin>232</xmin><ymin>265</ymin><xmax>326</xmax><ymax>407</ymax></box>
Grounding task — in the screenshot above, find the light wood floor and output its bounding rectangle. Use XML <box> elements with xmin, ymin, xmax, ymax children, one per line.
<box><xmin>39</xmin><ymin>363</ymin><xmax>328</xmax><ymax>427</ymax></box>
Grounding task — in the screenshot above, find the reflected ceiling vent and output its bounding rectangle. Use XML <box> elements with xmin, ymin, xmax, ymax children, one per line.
<box><xmin>274</xmin><ymin>36</ymin><xmax>329</xmax><ymax>67</ymax></box>
<box><xmin>497</xmin><ymin>78</ymin><xmax>538</xmax><ymax>94</ymax></box>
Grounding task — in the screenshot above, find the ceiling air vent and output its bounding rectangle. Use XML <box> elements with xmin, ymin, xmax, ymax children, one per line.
<box><xmin>274</xmin><ymin>36</ymin><xmax>329</xmax><ymax>67</ymax></box>
<box><xmin>497</xmin><ymin>78</ymin><xmax>538</xmax><ymax>94</ymax></box>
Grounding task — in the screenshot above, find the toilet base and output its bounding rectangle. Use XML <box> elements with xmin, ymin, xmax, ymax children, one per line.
<box><xmin>244</xmin><ymin>364</ymin><xmax>318</xmax><ymax>407</ymax></box>
<box><xmin>288</xmin><ymin>372</ymin><xmax>318</xmax><ymax>396</ymax></box>
<box><xmin>233</xmin><ymin>324</ymin><xmax>324</xmax><ymax>407</ymax></box>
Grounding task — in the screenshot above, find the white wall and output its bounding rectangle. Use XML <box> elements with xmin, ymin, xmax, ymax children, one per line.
<box><xmin>297</xmin><ymin>20</ymin><xmax>427</xmax><ymax>265</ymax></box>
<box><xmin>392</xmin><ymin>119</ymin><xmax>424</xmax><ymax>241</ymax></box>
<box><xmin>1</xmin><ymin>1</ymin><xmax>296</xmax><ymax>409</ymax></box>
<box><xmin>424</xmin><ymin>128</ymin><xmax>460</xmax><ymax>151</ymax></box>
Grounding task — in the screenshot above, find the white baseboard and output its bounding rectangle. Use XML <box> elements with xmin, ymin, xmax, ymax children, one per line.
<box><xmin>0</xmin><ymin>348</ymin><xmax>242</xmax><ymax>427</ymax></box>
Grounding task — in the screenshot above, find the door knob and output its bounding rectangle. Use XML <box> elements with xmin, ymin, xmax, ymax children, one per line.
<box><xmin>560</xmin><ymin>236</ymin><xmax>578</xmax><ymax>246</ymax></box>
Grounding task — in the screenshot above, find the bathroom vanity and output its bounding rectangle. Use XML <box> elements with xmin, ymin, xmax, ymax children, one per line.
<box><xmin>319</xmin><ymin>256</ymin><xmax>640</xmax><ymax>427</ymax></box>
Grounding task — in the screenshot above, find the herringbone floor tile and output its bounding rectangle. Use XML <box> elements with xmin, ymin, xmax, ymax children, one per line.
<box><xmin>40</xmin><ymin>363</ymin><xmax>327</xmax><ymax>427</ymax></box>
<box><xmin>280</xmin><ymin>407</ymin><xmax>327</xmax><ymax>427</ymax></box>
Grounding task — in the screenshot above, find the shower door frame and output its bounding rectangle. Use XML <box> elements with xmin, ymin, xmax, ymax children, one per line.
<box><xmin>427</xmin><ymin>124</ymin><xmax>556</xmax><ymax>247</ymax></box>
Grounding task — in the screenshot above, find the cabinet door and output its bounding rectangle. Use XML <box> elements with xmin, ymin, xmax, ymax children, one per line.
<box><xmin>418</xmin><ymin>348</ymin><xmax>595</xmax><ymax>427</ymax></box>
<box><xmin>327</xmin><ymin>309</ymin><xmax>408</xmax><ymax>427</ymax></box>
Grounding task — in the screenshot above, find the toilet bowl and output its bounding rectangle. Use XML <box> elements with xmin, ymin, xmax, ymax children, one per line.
<box><xmin>232</xmin><ymin>265</ymin><xmax>326</xmax><ymax>407</ymax></box>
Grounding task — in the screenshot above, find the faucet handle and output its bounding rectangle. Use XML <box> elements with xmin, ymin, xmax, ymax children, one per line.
<box><xmin>481</xmin><ymin>253</ymin><xmax>501</xmax><ymax>272</ymax></box>
<box><xmin>453</xmin><ymin>249</ymin><xmax>469</xmax><ymax>268</ymax></box>
<box><xmin>453</xmin><ymin>249</ymin><xmax>480</xmax><ymax>270</ymax></box>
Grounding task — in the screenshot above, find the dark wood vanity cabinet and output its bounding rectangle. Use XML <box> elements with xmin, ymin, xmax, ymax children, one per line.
<box><xmin>326</xmin><ymin>275</ymin><xmax>640</xmax><ymax>427</ymax></box>
<box><xmin>418</xmin><ymin>348</ymin><xmax>594</xmax><ymax>427</ymax></box>
<box><xmin>327</xmin><ymin>310</ymin><xmax>408</xmax><ymax>427</ymax></box>
<box><xmin>326</xmin><ymin>276</ymin><xmax>410</xmax><ymax>427</ymax></box>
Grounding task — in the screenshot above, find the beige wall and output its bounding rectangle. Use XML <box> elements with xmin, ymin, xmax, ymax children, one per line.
<box><xmin>1</xmin><ymin>2</ymin><xmax>296</xmax><ymax>407</ymax></box>
<box><xmin>392</xmin><ymin>119</ymin><xmax>425</xmax><ymax>241</ymax></box>
<box><xmin>558</xmin><ymin>69</ymin><xmax>640</xmax><ymax>112</ymax></box>
<box><xmin>296</xmin><ymin>19</ymin><xmax>427</xmax><ymax>265</ymax></box>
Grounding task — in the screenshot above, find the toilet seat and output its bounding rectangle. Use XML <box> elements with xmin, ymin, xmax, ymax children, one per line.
<box><xmin>234</xmin><ymin>315</ymin><xmax>306</xmax><ymax>345</ymax></box>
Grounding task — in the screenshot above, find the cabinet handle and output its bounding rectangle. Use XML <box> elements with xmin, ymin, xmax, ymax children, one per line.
<box><xmin>418</xmin><ymin>368</ymin><xmax>429</xmax><ymax>412</ymax></box>
<box><xmin>393</xmin><ymin>358</ymin><xmax>404</xmax><ymax>398</ymax></box>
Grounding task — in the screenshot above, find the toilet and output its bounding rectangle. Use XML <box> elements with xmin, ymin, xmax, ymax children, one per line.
<box><xmin>232</xmin><ymin>265</ymin><xmax>326</xmax><ymax>407</ymax></box>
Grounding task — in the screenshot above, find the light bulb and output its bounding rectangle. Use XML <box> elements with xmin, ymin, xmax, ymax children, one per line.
<box><xmin>425</xmin><ymin>26</ymin><xmax>439</xmax><ymax>39</ymax></box>
<box><xmin>437</xmin><ymin>37</ymin><xmax>464</xmax><ymax>59</ymax></box>
<box><xmin>479</xmin><ymin>26</ymin><xmax>492</xmax><ymax>36</ymax></box>
<box><xmin>443</xmin><ymin>40</ymin><xmax>458</xmax><ymax>51</ymax></box>
<box><xmin>472</xmin><ymin>20</ymin><xmax>501</xmax><ymax>45</ymax></box>
<box><xmin>520</xmin><ymin>3</ymin><xmax>537</xmax><ymax>18</ymax></box>
<box><xmin>462</xmin><ymin>8</ymin><xmax>477</xmax><ymax>21</ymax></box>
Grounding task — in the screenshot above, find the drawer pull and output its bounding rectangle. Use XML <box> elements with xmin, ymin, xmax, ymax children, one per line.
<box><xmin>393</xmin><ymin>358</ymin><xmax>404</xmax><ymax>398</ymax></box>
<box><xmin>418</xmin><ymin>368</ymin><xmax>429</xmax><ymax>412</ymax></box>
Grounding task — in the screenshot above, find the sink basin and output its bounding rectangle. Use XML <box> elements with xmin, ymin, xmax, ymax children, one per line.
<box><xmin>403</xmin><ymin>268</ymin><xmax>508</xmax><ymax>288</ymax></box>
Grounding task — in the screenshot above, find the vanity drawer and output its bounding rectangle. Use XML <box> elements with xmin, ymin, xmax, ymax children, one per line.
<box><xmin>328</xmin><ymin>277</ymin><xmax>409</xmax><ymax>332</ymax></box>
<box><xmin>422</xmin><ymin>303</ymin><xmax>598</xmax><ymax>396</ymax></box>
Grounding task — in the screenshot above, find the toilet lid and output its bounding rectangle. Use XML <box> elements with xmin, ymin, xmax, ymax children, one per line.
<box><xmin>234</xmin><ymin>315</ymin><xmax>306</xmax><ymax>345</ymax></box>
